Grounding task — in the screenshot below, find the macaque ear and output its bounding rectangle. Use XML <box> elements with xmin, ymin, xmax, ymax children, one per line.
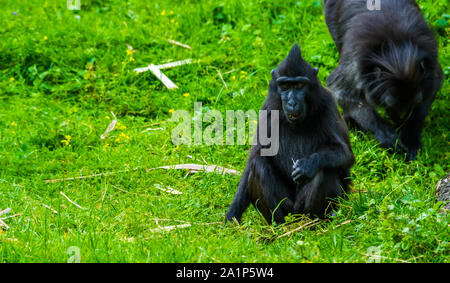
<box><xmin>271</xmin><ymin>69</ymin><xmax>277</xmax><ymax>78</ymax></box>
<box><xmin>314</xmin><ymin>67</ymin><xmax>319</xmax><ymax>75</ymax></box>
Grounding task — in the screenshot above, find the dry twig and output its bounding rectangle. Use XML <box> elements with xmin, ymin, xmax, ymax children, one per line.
<box><xmin>60</xmin><ymin>191</ymin><xmax>85</xmax><ymax>209</ymax></box>
<box><xmin>45</xmin><ymin>164</ymin><xmax>240</xmax><ymax>183</ymax></box>
<box><xmin>167</xmin><ymin>39</ymin><xmax>192</xmax><ymax>49</ymax></box>
<box><xmin>0</xmin><ymin>208</ymin><xmax>11</xmax><ymax>216</ymax></box>
<box><xmin>277</xmin><ymin>219</ymin><xmax>321</xmax><ymax>239</ymax></box>
<box><xmin>42</xmin><ymin>204</ymin><xmax>58</xmax><ymax>214</ymax></box>
<box><xmin>100</xmin><ymin>112</ymin><xmax>118</xmax><ymax>139</ymax></box>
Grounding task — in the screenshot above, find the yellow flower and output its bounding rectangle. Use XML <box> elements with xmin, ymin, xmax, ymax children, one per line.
<box><xmin>183</xmin><ymin>93</ymin><xmax>190</xmax><ymax>97</ymax></box>
<box><xmin>169</xmin><ymin>109</ymin><xmax>175</xmax><ymax>114</ymax></box>
<box><xmin>118</xmin><ymin>132</ymin><xmax>130</xmax><ymax>140</ymax></box>
<box><xmin>120</xmin><ymin>125</ymin><xmax>126</xmax><ymax>130</ymax></box>
<box><xmin>240</xmin><ymin>70</ymin><xmax>247</xmax><ymax>74</ymax></box>
<box><xmin>169</xmin><ymin>10</ymin><xmax>174</xmax><ymax>15</ymax></box>
<box><xmin>11</xmin><ymin>121</ymin><xmax>17</xmax><ymax>127</ymax></box>
<box><xmin>9</xmin><ymin>77</ymin><xmax>15</xmax><ymax>82</ymax></box>
<box><xmin>43</xmin><ymin>35</ymin><xmax>48</xmax><ymax>40</ymax></box>
<box><xmin>126</xmin><ymin>49</ymin><xmax>133</xmax><ymax>56</ymax></box>
<box><xmin>129</xmin><ymin>57</ymin><xmax>135</xmax><ymax>62</ymax></box>
<box><xmin>105</xmin><ymin>115</ymin><xmax>110</xmax><ymax>120</ymax></box>
<box><xmin>232</xmin><ymin>75</ymin><xmax>236</xmax><ymax>80</ymax></box>
<box><xmin>161</xmin><ymin>10</ymin><xmax>166</xmax><ymax>16</ymax></box>
<box><xmin>61</xmin><ymin>136</ymin><xmax>71</xmax><ymax>146</ymax></box>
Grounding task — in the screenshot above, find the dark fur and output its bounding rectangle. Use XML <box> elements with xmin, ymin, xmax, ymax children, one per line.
<box><xmin>226</xmin><ymin>44</ymin><xmax>354</xmax><ymax>224</ymax></box>
<box><xmin>323</xmin><ymin>0</ymin><xmax>443</xmax><ymax>160</ymax></box>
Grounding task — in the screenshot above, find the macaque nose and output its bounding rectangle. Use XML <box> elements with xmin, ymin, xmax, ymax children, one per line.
<box><xmin>287</xmin><ymin>100</ymin><xmax>297</xmax><ymax>109</ymax></box>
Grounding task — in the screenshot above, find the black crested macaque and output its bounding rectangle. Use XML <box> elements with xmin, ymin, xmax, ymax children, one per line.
<box><xmin>323</xmin><ymin>0</ymin><xmax>443</xmax><ymax>161</ymax></box>
<box><xmin>226</xmin><ymin>44</ymin><xmax>354</xmax><ymax>224</ymax></box>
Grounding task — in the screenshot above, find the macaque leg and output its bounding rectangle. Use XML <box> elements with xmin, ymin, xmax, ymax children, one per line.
<box><xmin>294</xmin><ymin>169</ymin><xmax>344</xmax><ymax>218</ymax></box>
<box><xmin>227</xmin><ymin>156</ymin><xmax>295</xmax><ymax>224</ymax></box>
<box><xmin>343</xmin><ymin>101</ymin><xmax>404</xmax><ymax>151</ymax></box>
<box><xmin>399</xmin><ymin>96</ymin><xmax>433</xmax><ymax>161</ymax></box>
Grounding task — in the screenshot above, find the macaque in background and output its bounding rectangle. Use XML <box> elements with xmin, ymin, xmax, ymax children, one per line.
<box><xmin>323</xmin><ymin>0</ymin><xmax>443</xmax><ymax>160</ymax></box>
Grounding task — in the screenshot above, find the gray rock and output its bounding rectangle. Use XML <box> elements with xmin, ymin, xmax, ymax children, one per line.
<box><xmin>435</xmin><ymin>173</ymin><xmax>450</xmax><ymax>212</ymax></box>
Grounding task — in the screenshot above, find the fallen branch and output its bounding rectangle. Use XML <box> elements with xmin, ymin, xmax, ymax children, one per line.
<box><xmin>150</xmin><ymin>218</ymin><xmax>188</xmax><ymax>224</ymax></box>
<box><xmin>0</xmin><ymin>219</ymin><xmax>9</xmax><ymax>229</ymax></box>
<box><xmin>149</xmin><ymin>223</ymin><xmax>191</xmax><ymax>233</ymax></box>
<box><xmin>148</xmin><ymin>164</ymin><xmax>240</xmax><ymax>176</ymax></box>
<box><xmin>0</xmin><ymin>208</ymin><xmax>13</xmax><ymax>229</ymax></box>
<box><xmin>60</xmin><ymin>191</ymin><xmax>85</xmax><ymax>209</ymax></box>
<box><xmin>100</xmin><ymin>112</ymin><xmax>118</xmax><ymax>140</ymax></box>
<box><xmin>146</xmin><ymin>64</ymin><xmax>179</xmax><ymax>89</ymax></box>
<box><xmin>45</xmin><ymin>164</ymin><xmax>240</xmax><ymax>183</ymax></box>
<box><xmin>0</xmin><ymin>208</ymin><xmax>11</xmax><ymax>216</ymax></box>
<box><xmin>149</xmin><ymin>221</ymin><xmax>221</xmax><ymax>234</ymax></box>
<box><xmin>134</xmin><ymin>59</ymin><xmax>193</xmax><ymax>90</ymax></box>
<box><xmin>42</xmin><ymin>204</ymin><xmax>58</xmax><ymax>214</ymax></box>
<box><xmin>156</xmin><ymin>59</ymin><xmax>192</xmax><ymax>70</ymax></box>
<box><xmin>0</xmin><ymin>213</ymin><xmax>22</xmax><ymax>220</ymax></box>
<box><xmin>277</xmin><ymin>219</ymin><xmax>321</xmax><ymax>239</ymax></box>
<box><xmin>167</xmin><ymin>39</ymin><xmax>192</xmax><ymax>49</ymax></box>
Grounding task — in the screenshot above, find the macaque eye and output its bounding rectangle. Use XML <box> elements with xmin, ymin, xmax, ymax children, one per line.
<box><xmin>279</xmin><ymin>83</ymin><xmax>290</xmax><ymax>91</ymax></box>
<box><xmin>294</xmin><ymin>83</ymin><xmax>304</xmax><ymax>89</ymax></box>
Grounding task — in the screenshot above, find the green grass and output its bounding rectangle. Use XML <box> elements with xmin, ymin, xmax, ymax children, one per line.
<box><xmin>0</xmin><ymin>0</ymin><xmax>449</xmax><ymax>263</ymax></box>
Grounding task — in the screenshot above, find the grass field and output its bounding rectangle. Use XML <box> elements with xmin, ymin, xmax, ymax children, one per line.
<box><xmin>0</xmin><ymin>0</ymin><xmax>449</xmax><ymax>263</ymax></box>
